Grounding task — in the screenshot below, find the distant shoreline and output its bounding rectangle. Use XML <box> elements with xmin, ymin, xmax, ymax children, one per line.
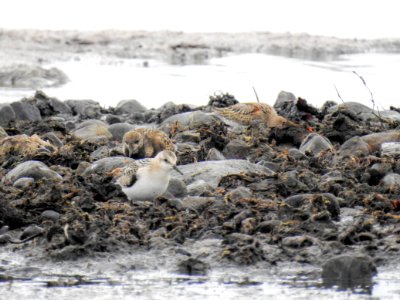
<box><xmin>1</xmin><ymin>29</ymin><xmax>400</xmax><ymax>66</ymax></box>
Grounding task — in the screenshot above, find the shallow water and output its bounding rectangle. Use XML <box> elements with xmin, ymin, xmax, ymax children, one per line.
<box><xmin>0</xmin><ymin>249</ymin><xmax>399</xmax><ymax>300</ymax></box>
<box><xmin>1</xmin><ymin>53</ymin><xmax>400</xmax><ymax>110</ymax></box>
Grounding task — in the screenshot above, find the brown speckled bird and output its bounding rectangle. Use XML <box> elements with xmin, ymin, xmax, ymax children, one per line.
<box><xmin>214</xmin><ymin>102</ymin><xmax>294</xmax><ymax>127</ymax></box>
<box><xmin>122</xmin><ymin>128</ymin><xmax>175</xmax><ymax>159</ymax></box>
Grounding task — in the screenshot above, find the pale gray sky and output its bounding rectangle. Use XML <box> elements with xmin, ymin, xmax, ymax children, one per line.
<box><xmin>1</xmin><ymin>0</ymin><xmax>399</xmax><ymax>38</ymax></box>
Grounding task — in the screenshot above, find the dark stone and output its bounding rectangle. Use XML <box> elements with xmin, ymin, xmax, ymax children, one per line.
<box><xmin>222</xmin><ymin>139</ymin><xmax>251</xmax><ymax>159</ymax></box>
<box><xmin>65</xmin><ymin>99</ymin><xmax>102</xmax><ymax>118</ymax></box>
<box><xmin>322</xmin><ymin>255</ymin><xmax>377</xmax><ymax>289</ymax></box>
<box><xmin>0</xmin><ymin>104</ymin><xmax>16</xmax><ymax>127</ymax></box>
<box><xmin>10</xmin><ymin>101</ymin><xmax>42</xmax><ymax>122</ymax></box>
<box><xmin>166</xmin><ymin>178</ymin><xmax>188</xmax><ymax>198</ymax></box>
<box><xmin>24</xmin><ymin>90</ymin><xmax>72</xmax><ymax>116</ymax></box>
<box><xmin>208</xmin><ymin>92</ymin><xmax>238</xmax><ymax>108</ymax></box>
<box><xmin>177</xmin><ymin>258</ymin><xmax>209</xmax><ymax>276</ymax></box>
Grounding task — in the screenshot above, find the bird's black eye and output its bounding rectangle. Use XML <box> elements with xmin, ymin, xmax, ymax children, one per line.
<box><xmin>164</xmin><ymin>159</ymin><xmax>168</xmax><ymax>163</ymax></box>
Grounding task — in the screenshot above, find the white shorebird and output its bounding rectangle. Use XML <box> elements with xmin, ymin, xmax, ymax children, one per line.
<box><xmin>117</xmin><ymin>150</ymin><xmax>182</xmax><ymax>201</ymax></box>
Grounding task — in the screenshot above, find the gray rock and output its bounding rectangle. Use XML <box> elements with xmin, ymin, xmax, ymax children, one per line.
<box><xmin>339</xmin><ymin>131</ymin><xmax>400</xmax><ymax>158</ymax></box>
<box><xmin>0</xmin><ymin>104</ymin><xmax>16</xmax><ymax>127</ymax></box>
<box><xmin>10</xmin><ymin>101</ymin><xmax>42</xmax><ymax>122</ymax></box>
<box><xmin>107</xmin><ymin>123</ymin><xmax>135</xmax><ymax>142</ymax></box>
<box><xmin>26</xmin><ymin>91</ymin><xmax>72</xmax><ymax>116</ymax></box>
<box><xmin>65</xmin><ymin>99</ymin><xmax>102</xmax><ymax>118</ymax></box>
<box><xmin>166</xmin><ymin>177</ymin><xmax>187</xmax><ymax>198</ymax></box>
<box><xmin>13</xmin><ymin>177</ymin><xmax>35</xmax><ymax>189</ymax></box>
<box><xmin>379</xmin><ymin>110</ymin><xmax>400</xmax><ymax>122</ymax></box>
<box><xmin>83</xmin><ymin>156</ymin><xmax>135</xmax><ymax>175</ymax></box>
<box><xmin>174</xmin><ymin>160</ymin><xmax>275</xmax><ymax>188</ymax></box>
<box><xmin>381</xmin><ymin>173</ymin><xmax>400</xmax><ymax>188</ymax></box>
<box><xmin>322</xmin><ymin>254</ymin><xmax>376</xmax><ymax>288</ymax></box>
<box><xmin>327</xmin><ymin>102</ymin><xmax>373</xmax><ymax>115</ymax></box>
<box><xmin>206</xmin><ymin>148</ymin><xmax>226</xmax><ymax>161</ymax></box>
<box><xmin>20</xmin><ymin>225</ymin><xmax>44</xmax><ymax>240</ymax></box>
<box><xmin>115</xmin><ymin>99</ymin><xmax>147</xmax><ymax>115</ymax></box>
<box><xmin>361</xmin><ymin>131</ymin><xmax>400</xmax><ymax>153</ymax></box>
<box><xmin>222</xmin><ymin>139</ymin><xmax>252</xmax><ymax>159</ymax></box>
<box><xmin>104</xmin><ymin>114</ymin><xmax>123</xmax><ymax>124</ymax></box>
<box><xmin>0</xmin><ymin>64</ymin><xmax>68</xmax><ymax>88</ymax></box>
<box><xmin>338</xmin><ymin>136</ymin><xmax>370</xmax><ymax>157</ymax></box>
<box><xmin>3</xmin><ymin>161</ymin><xmax>62</xmax><ymax>185</ymax></box>
<box><xmin>72</xmin><ymin>120</ymin><xmax>112</xmax><ymax>142</ymax></box>
<box><xmin>187</xmin><ymin>180</ymin><xmax>214</xmax><ymax>196</ymax></box>
<box><xmin>299</xmin><ymin>133</ymin><xmax>333</xmax><ymax>156</ymax></box>
<box><xmin>160</xmin><ymin>111</ymin><xmax>221</xmax><ymax>133</ymax></box>
<box><xmin>156</xmin><ymin>101</ymin><xmax>193</xmax><ymax>122</ymax></box>
<box><xmin>41</xmin><ymin>210</ymin><xmax>61</xmax><ymax>221</ymax></box>
<box><xmin>90</xmin><ymin>146</ymin><xmax>111</xmax><ymax>161</ymax></box>
<box><xmin>273</xmin><ymin>90</ymin><xmax>297</xmax><ymax>114</ymax></box>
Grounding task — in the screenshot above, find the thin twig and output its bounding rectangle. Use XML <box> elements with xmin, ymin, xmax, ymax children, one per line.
<box><xmin>334</xmin><ymin>84</ymin><xmax>345</xmax><ymax>104</ymax></box>
<box><xmin>252</xmin><ymin>86</ymin><xmax>260</xmax><ymax>103</ymax></box>
<box><xmin>352</xmin><ymin>71</ymin><xmax>383</xmax><ymax>121</ymax></box>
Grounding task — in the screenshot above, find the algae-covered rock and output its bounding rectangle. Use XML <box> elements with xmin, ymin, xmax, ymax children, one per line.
<box><xmin>0</xmin><ymin>134</ymin><xmax>56</xmax><ymax>160</ymax></box>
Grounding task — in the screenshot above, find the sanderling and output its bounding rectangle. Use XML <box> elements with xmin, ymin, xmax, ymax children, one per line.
<box><xmin>214</xmin><ymin>102</ymin><xmax>294</xmax><ymax>127</ymax></box>
<box><xmin>122</xmin><ymin>128</ymin><xmax>175</xmax><ymax>159</ymax></box>
<box><xmin>117</xmin><ymin>150</ymin><xmax>182</xmax><ymax>201</ymax></box>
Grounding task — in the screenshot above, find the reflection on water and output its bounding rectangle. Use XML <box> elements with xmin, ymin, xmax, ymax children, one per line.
<box><xmin>1</xmin><ymin>53</ymin><xmax>400</xmax><ymax>110</ymax></box>
<box><xmin>0</xmin><ymin>250</ymin><xmax>399</xmax><ymax>300</ymax></box>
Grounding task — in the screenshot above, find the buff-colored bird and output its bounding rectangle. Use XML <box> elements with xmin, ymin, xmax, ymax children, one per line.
<box><xmin>214</xmin><ymin>102</ymin><xmax>294</xmax><ymax>127</ymax></box>
<box><xmin>122</xmin><ymin>128</ymin><xmax>175</xmax><ymax>159</ymax></box>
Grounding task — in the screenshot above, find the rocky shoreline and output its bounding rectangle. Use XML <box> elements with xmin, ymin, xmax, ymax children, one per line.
<box><xmin>0</xmin><ymin>90</ymin><xmax>400</xmax><ymax>290</ymax></box>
